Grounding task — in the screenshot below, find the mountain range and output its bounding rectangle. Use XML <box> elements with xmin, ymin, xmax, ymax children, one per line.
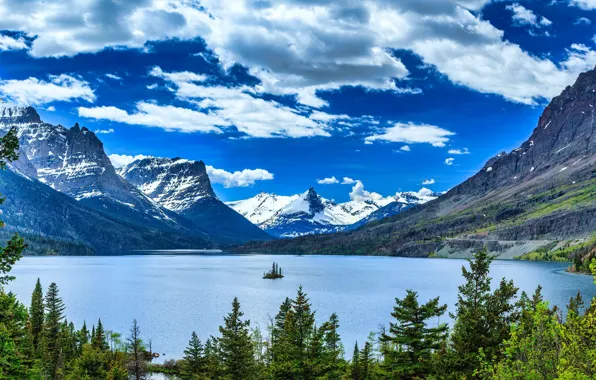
<box><xmin>227</xmin><ymin>187</ymin><xmax>438</xmax><ymax>237</ymax></box>
<box><xmin>0</xmin><ymin>106</ymin><xmax>270</xmax><ymax>254</ymax></box>
<box><xmin>233</xmin><ymin>66</ymin><xmax>596</xmax><ymax>260</ymax></box>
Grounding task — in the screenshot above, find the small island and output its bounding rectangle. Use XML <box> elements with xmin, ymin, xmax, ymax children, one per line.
<box><xmin>263</xmin><ymin>262</ymin><xmax>284</xmax><ymax>279</ymax></box>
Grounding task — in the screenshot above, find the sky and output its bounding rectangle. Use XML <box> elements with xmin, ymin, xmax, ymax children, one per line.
<box><xmin>0</xmin><ymin>0</ymin><xmax>595</xmax><ymax>202</ymax></box>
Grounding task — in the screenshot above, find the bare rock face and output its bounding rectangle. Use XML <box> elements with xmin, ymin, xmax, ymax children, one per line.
<box><xmin>453</xmin><ymin>68</ymin><xmax>596</xmax><ymax>196</ymax></box>
<box><xmin>119</xmin><ymin>157</ymin><xmax>216</xmax><ymax>212</ymax></box>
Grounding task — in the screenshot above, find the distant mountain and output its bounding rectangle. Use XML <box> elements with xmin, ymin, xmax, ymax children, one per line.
<box><xmin>119</xmin><ymin>157</ymin><xmax>273</xmax><ymax>243</ymax></box>
<box><xmin>345</xmin><ymin>188</ymin><xmax>439</xmax><ymax>231</ymax></box>
<box><xmin>227</xmin><ymin>187</ymin><xmax>437</xmax><ymax>237</ymax></box>
<box><xmin>0</xmin><ymin>162</ymin><xmax>213</xmax><ymax>255</ymax></box>
<box><xmin>234</xmin><ymin>67</ymin><xmax>596</xmax><ymax>257</ymax></box>
<box><xmin>0</xmin><ymin>105</ymin><xmax>270</xmax><ymax>253</ymax></box>
<box><xmin>0</xmin><ymin>107</ymin><xmax>179</xmax><ymax>228</ymax></box>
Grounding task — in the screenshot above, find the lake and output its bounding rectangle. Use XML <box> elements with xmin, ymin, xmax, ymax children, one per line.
<box><xmin>8</xmin><ymin>254</ymin><xmax>596</xmax><ymax>362</ymax></box>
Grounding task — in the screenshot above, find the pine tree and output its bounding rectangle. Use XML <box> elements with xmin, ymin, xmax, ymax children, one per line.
<box><xmin>218</xmin><ymin>297</ymin><xmax>255</xmax><ymax>379</ymax></box>
<box><xmin>321</xmin><ymin>312</ymin><xmax>344</xmax><ymax>378</ymax></box>
<box><xmin>380</xmin><ymin>289</ymin><xmax>448</xmax><ymax>378</ymax></box>
<box><xmin>126</xmin><ymin>319</ymin><xmax>147</xmax><ymax>380</ymax></box>
<box><xmin>446</xmin><ymin>247</ymin><xmax>519</xmax><ymax>376</ymax></box>
<box><xmin>0</xmin><ymin>128</ymin><xmax>26</xmax><ymax>287</ymax></box>
<box><xmin>351</xmin><ymin>342</ymin><xmax>362</xmax><ymax>380</ymax></box>
<box><xmin>43</xmin><ymin>282</ymin><xmax>66</xmax><ymax>378</ymax></box>
<box><xmin>93</xmin><ymin>318</ymin><xmax>109</xmax><ymax>351</ymax></box>
<box><xmin>360</xmin><ymin>341</ymin><xmax>373</xmax><ymax>380</ymax></box>
<box><xmin>79</xmin><ymin>321</ymin><xmax>89</xmax><ymax>350</ymax></box>
<box><xmin>29</xmin><ymin>278</ymin><xmax>44</xmax><ymax>355</ymax></box>
<box><xmin>204</xmin><ymin>337</ymin><xmax>222</xmax><ymax>379</ymax></box>
<box><xmin>182</xmin><ymin>331</ymin><xmax>206</xmax><ymax>378</ymax></box>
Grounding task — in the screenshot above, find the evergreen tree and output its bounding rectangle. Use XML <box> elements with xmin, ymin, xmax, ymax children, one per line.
<box><xmin>218</xmin><ymin>297</ymin><xmax>255</xmax><ymax>379</ymax></box>
<box><xmin>445</xmin><ymin>247</ymin><xmax>519</xmax><ymax>377</ymax></box>
<box><xmin>79</xmin><ymin>321</ymin><xmax>89</xmax><ymax>350</ymax></box>
<box><xmin>93</xmin><ymin>318</ymin><xmax>109</xmax><ymax>351</ymax></box>
<box><xmin>29</xmin><ymin>278</ymin><xmax>44</xmax><ymax>355</ymax></box>
<box><xmin>360</xmin><ymin>341</ymin><xmax>373</xmax><ymax>380</ymax></box>
<box><xmin>320</xmin><ymin>312</ymin><xmax>345</xmax><ymax>378</ymax></box>
<box><xmin>380</xmin><ymin>289</ymin><xmax>448</xmax><ymax>378</ymax></box>
<box><xmin>182</xmin><ymin>331</ymin><xmax>206</xmax><ymax>378</ymax></box>
<box><xmin>351</xmin><ymin>342</ymin><xmax>362</xmax><ymax>380</ymax></box>
<box><xmin>204</xmin><ymin>337</ymin><xmax>222</xmax><ymax>379</ymax></box>
<box><xmin>126</xmin><ymin>319</ymin><xmax>147</xmax><ymax>380</ymax></box>
<box><xmin>43</xmin><ymin>282</ymin><xmax>66</xmax><ymax>378</ymax></box>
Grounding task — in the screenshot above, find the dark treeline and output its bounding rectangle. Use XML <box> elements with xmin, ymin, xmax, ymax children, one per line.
<box><xmin>3</xmin><ymin>128</ymin><xmax>596</xmax><ymax>379</ymax></box>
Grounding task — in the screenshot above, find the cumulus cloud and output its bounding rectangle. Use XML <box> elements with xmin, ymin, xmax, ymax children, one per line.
<box><xmin>445</xmin><ymin>157</ymin><xmax>455</xmax><ymax>165</ymax></box>
<box><xmin>365</xmin><ymin>122</ymin><xmax>455</xmax><ymax>147</ymax></box>
<box><xmin>341</xmin><ymin>177</ymin><xmax>356</xmax><ymax>185</ymax></box>
<box><xmin>317</xmin><ymin>176</ymin><xmax>339</xmax><ymax>185</ymax></box>
<box><xmin>206</xmin><ymin>165</ymin><xmax>274</xmax><ymax>188</ymax></box>
<box><xmin>349</xmin><ymin>180</ymin><xmax>390</xmax><ymax>203</ymax></box>
<box><xmin>0</xmin><ymin>34</ymin><xmax>27</xmax><ymax>51</ymax></box>
<box><xmin>45</xmin><ymin>105</ymin><xmax>56</xmax><ymax>112</ymax></box>
<box><xmin>400</xmin><ymin>145</ymin><xmax>411</xmax><ymax>152</ymax></box>
<box><xmin>0</xmin><ymin>1</ymin><xmax>593</xmax><ymax>106</ymax></box>
<box><xmin>109</xmin><ymin>154</ymin><xmax>149</xmax><ymax>168</ymax></box>
<box><xmin>448</xmin><ymin>148</ymin><xmax>470</xmax><ymax>154</ymax></box>
<box><xmin>94</xmin><ymin>128</ymin><xmax>115</xmax><ymax>134</ymax></box>
<box><xmin>422</xmin><ymin>179</ymin><xmax>435</xmax><ymax>185</ymax></box>
<box><xmin>506</xmin><ymin>3</ymin><xmax>552</xmax><ymax>28</ymax></box>
<box><xmin>0</xmin><ymin>74</ymin><xmax>95</xmax><ymax>105</ymax></box>
<box><xmin>570</xmin><ymin>0</ymin><xmax>596</xmax><ymax>10</ymax></box>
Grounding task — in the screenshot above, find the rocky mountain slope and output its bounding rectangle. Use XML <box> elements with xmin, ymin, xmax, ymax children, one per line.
<box><xmin>119</xmin><ymin>157</ymin><xmax>272</xmax><ymax>243</ymax></box>
<box><xmin>227</xmin><ymin>187</ymin><xmax>437</xmax><ymax>237</ymax></box>
<box><xmin>0</xmin><ymin>105</ymin><xmax>270</xmax><ymax>253</ymax></box>
<box><xmin>234</xmin><ymin>67</ymin><xmax>596</xmax><ymax>258</ymax></box>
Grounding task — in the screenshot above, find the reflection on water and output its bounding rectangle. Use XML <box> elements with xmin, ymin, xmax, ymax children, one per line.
<box><xmin>8</xmin><ymin>254</ymin><xmax>596</xmax><ymax>362</ymax></box>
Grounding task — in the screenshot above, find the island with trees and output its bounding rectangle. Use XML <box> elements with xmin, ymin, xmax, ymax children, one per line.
<box><xmin>263</xmin><ymin>261</ymin><xmax>284</xmax><ymax>279</ymax></box>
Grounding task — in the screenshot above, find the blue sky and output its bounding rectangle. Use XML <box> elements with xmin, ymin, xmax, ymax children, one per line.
<box><xmin>0</xmin><ymin>0</ymin><xmax>595</xmax><ymax>202</ymax></box>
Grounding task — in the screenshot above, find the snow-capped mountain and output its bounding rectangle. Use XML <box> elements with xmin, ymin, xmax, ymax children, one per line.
<box><xmin>0</xmin><ymin>106</ymin><xmax>176</xmax><ymax>226</ymax></box>
<box><xmin>227</xmin><ymin>187</ymin><xmax>438</xmax><ymax>237</ymax></box>
<box><xmin>226</xmin><ymin>193</ymin><xmax>300</xmax><ymax>225</ymax></box>
<box><xmin>119</xmin><ymin>157</ymin><xmax>272</xmax><ymax>243</ymax></box>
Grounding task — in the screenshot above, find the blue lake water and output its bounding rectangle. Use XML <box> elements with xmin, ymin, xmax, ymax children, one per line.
<box><xmin>8</xmin><ymin>254</ymin><xmax>596</xmax><ymax>361</ymax></box>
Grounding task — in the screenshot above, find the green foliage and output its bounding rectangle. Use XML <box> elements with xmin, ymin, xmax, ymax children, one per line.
<box><xmin>126</xmin><ymin>319</ymin><xmax>147</xmax><ymax>380</ymax></box>
<box><xmin>218</xmin><ymin>297</ymin><xmax>256</xmax><ymax>379</ymax></box>
<box><xmin>181</xmin><ymin>331</ymin><xmax>207</xmax><ymax>378</ymax></box>
<box><xmin>43</xmin><ymin>282</ymin><xmax>66</xmax><ymax>378</ymax></box>
<box><xmin>380</xmin><ymin>289</ymin><xmax>448</xmax><ymax>378</ymax></box>
<box><xmin>263</xmin><ymin>261</ymin><xmax>284</xmax><ymax>279</ymax></box>
<box><xmin>29</xmin><ymin>278</ymin><xmax>44</xmax><ymax>355</ymax></box>
<box><xmin>440</xmin><ymin>247</ymin><xmax>519</xmax><ymax>378</ymax></box>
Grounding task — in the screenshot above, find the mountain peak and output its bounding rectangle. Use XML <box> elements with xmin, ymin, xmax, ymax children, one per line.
<box><xmin>0</xmin><ymin>105</ymin><xmax>42</xmax><ymax>124</ymax></box>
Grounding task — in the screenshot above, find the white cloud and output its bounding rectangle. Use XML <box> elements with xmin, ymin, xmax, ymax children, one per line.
<box><xmin>149</xmin><ymin>66</ymin><xmax>207</xmax><ymax>84</ymax></box>
<box><xmin>448</xmin><ymin>148</ymin><xmax>470</xmax><ymax>154</ymax></box>
<box><xmin>45</xmin><ymin>105</ymin><xmax>56</xmax><ymax>112</ymax></box>
<box><xmin>0</xmin><ymin>34</ymin><xmax>27</xmax><ymax>51</ymax></box>
<box><xmin>0</xmin><ymin>1</ymin><xmax>593</xmax><ymax>106</ymax></box>
<box><xmin>341</xmin><ymin>177</ymin><xmax>356</xmax><ymax>185</ymax></box>
<box><xmin>0</xmin><ymin>74</ymin><xmax>95</xmax><ymax>105</ymax></box>
<box><xmin>400</xmin><ymin>145</ymin><xmax>411</xmax><ymax>152</ymax></box>
<box><xmin>94</xmin><ymin>128</ymin><xmax>115</xmax><ymax>134</ymax></box>
<box><xmin>105</xmin><ymin>74</ymin><xmax>122</xmax><ymax>81</ymax></box>
<box><xmin>109</xmin><ymin>154</ymin><xmax>149</xmax><ymax>168</ymax></box>
<box><xmin>206</xmin><ymin>165</ymin><xmax>274</xmax><ymax>188</ymax></box>
<box><xmin>422</xmin><ymin>179</ymin><xmax>435</xmax><ymax>185</ymax></box>
<box><xmin>364</xmin><ymin>140</ymin><xmax>373</xmax><ymax>145</ymax></box>
<box><xmin>570</xmin><ymin>0</ymin><xmax>596</xmax><ymax>10</ymax></box>
<box><xmin>349</xmin><ymin>180</ymin><xmax>390</xmax><ymax>203</ymax></box>
<box><xmin>317</xmin><ymin>176</ymin><xmax>339</xmax><ymax>185</ymax></box>
<box><xmin>506</xmin><ymin>4</ymin><xmax>552</xmax><ymax>28</ymax></box>
<box><xmin>365</xmin><ymin>122</ymin><xmax>455</xmax><ymax>147</ymax></box>
<box><xmin>79</xmin><ymin>103</ymin><xmax>226</xmax><ymax>134</ymax></box>
<box><xmin>575</xmin><ymin>17</ymin><xmax>592</xmax><ymax>25</ymax></box>
<box><xmin>445</xmin><ymin>157</ymin><xmax>455</xmax><ymax>165</ymax></box>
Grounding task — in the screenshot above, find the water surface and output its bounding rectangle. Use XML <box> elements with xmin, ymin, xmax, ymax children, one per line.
<box><xmin>8</xmin><ymin>254</ymin><xmax>595</xmax><ymax>361</ymax></box>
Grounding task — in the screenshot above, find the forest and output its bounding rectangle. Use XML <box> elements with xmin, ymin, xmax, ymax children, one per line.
<box><xmin>2</xmin><ymin>131</ymin><xmax>596</xmax><ymax>379</ymax></box>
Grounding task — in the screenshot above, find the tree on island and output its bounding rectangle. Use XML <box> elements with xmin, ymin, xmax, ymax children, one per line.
<box><xmin>263</xmin><ymin>262</ymin><xmax>284</xmax><ymax>279</ymax></box>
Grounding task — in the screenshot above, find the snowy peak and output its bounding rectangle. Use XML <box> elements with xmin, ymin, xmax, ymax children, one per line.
<box><xmin>119</xmin><ymin>156</ymin><xmax>216</xmax><ymax>212</ymax></box>
<box><xmin>0</xmin><ymin>105</ymin><xmax>42</xmax><ymax>124</ymax></box>
<box><xmin>226</xmin><ymin>192</ymin><xmax>299</xmax><ymax>225</ymax></box>
<box><xmin>228</xmin><ymin>187</ymin><xmax>439</xmax><ymax>238</ymax></box>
